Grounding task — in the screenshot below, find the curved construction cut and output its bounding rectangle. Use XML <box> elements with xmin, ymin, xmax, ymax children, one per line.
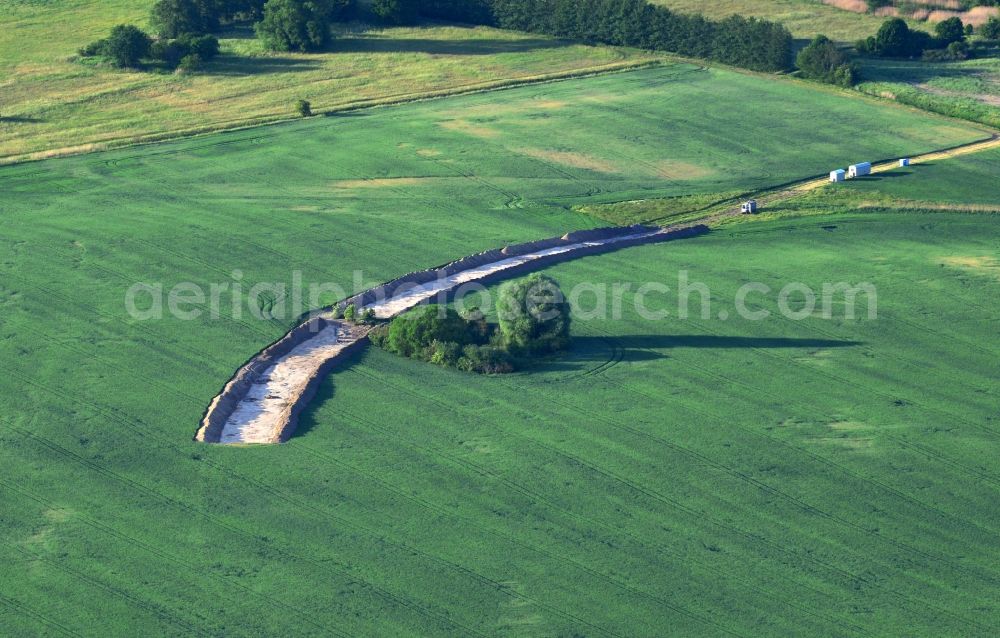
<box><xmin>196</xmin><ymin>224</ymin><xmax>709</xmax><ymax>444</ymax></box>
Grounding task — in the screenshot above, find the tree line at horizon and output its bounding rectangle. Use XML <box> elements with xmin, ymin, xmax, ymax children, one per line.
<box><xmin>75</xmin><ymin>0</ymin><xmax>1000</xmax><ymax>93</ymax></box>
<box><xmin>78</xmin><ymin>0</ymin><xmax>793</xmax><ymax>73</ymax></box>
<box><xmin>420</xmin><ymin>0</ymin><xmax>793</xmax><ymax>73</ymax></box>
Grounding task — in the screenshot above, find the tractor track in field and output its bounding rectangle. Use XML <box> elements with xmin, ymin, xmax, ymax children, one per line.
<box><xmin>0</xmin><ymin>328</ymin><xmax>884</xmax><ymax>634</ymax></box>
<box><xmin>337</xmin><ymin>369</ymin><xmax>998</xmax><ymax>632</ymax></box>
<box><xmin>334</xmin><ymin>310</ymin><xmax>996</xmax><ymax>596</ymax></box>
<box><xmin>298</xmin><ymin>407</ymin><xmax>872</xmax><ymax>637</ymax></box>
<box><xmin>1</xmin><ymin>397</ymin><xmax>581</xmax><ymax>638</ymax></box>
<box><xmin>491</xmin><ymin>344</ymin><xmax>1000</xmax><ymax>571</ymax></box>
<box><xmin>0</xmin><ymin>592</ymin><xmax>83</xmax><ymax>638</ymax></box>
<box><xmin>573</xmin><ymin>324</ymin><xmax>1000</xmax><ymax>536</ymax></box>
<box><xmin>3</xmin><ymin>387</ymin><xmax>646</xmax><ymax>638</ymax></box>
<box><xmin>331</xmin><ymin>376</ymin><xmax>878</xmax><ymax>631</ymax></box>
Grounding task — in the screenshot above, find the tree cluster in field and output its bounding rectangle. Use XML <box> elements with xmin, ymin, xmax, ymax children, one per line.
<box><xmin>79</xmin><ymin>28</ymin><xmax>219</xmax><ymax>71</ymax></box>
<box><xmin>254</xmin><ymin>0</ymin><xmax>355</xmax><ymax>51</ymax></box>
<box><xmin>414</xmin><ymin>0</ymin><xmax>794</xmax><ymax>72</ymax></box>
<box><xmin>78</xmin><ymin>0</ymin><xmax>247</xmax><ymax>70</ymax></box>
<box><xmin>983</xmin><ymin>17</ymin><xmax>1000</xmax><ymax>41</ymax></box>
<box><xmin>857</xmin><ymin>16</ymin><xmax>977</xmax><ymax>61</ymax></box>
<box><xmin>76</xmin><ymin>0</ymin><xmax>797</xmax><ymax>74</ymax></box>
<box><xmin>76</xmin><ymin>0</ymin><xmax>352</xmax><ymax>70</ymax></box>
<box><xmin>368</xmin><ymin>273</ymin><xmax>572</xmax><ymax>375</ymax></box>
<box><xmin>796</xmin><ymin>36</ymin><xmax>859</xmax><ymax>87</ymax></box>
<box><xmin>797</xmin><ymin>13</ymin><xmax>1000</xmax><ymax>88</ymax></box>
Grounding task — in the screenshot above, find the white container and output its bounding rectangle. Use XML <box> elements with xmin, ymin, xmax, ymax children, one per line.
<box><xmin>848</xmin><ymin>162</ymin><xmax>872</xmax><ymax>178</ymax></box>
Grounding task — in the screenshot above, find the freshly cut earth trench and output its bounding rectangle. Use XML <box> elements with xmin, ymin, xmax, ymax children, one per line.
<box><xmin>367</xmin><ymin>229</ymin><xmax>666</xmax><ymax>318</ymax></box>
<box><xmin>218</xmin><ymin>323</ymin><xmax>364</xmax><ymax>443</ymax></box>
<box><xmin>213</xmin><ymin>227</ymin><xmax>678</xmax><ymax>444</ymax></box>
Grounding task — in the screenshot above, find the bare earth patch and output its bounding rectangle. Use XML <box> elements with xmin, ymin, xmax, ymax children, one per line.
<box><xmin>579</xmin><ymin>92</ymin><xmax>631</xmax><ymax>105</ymax></box>
<box><xmin>332</xmin><ymin>177</ymin><xmax>426</xmax><ymax>189</ymax></box>
<box><xmin>517</xmin><ymin>147</ymin><xmax>621</xmax><ymax>174</ymax></box>
<box><xmin>441</xmin><ymin>99</ymin><xmax>566</xmax><ymax>119</ymax></box>
<box><xmin>828</xmin><ymin>420</ymin><xmax>868</xmax><ymax>431</ymax></box>
<box><xmin>439</xmin><ymin>119</ymin><xmax>502</xmax><ymax>138</ymax></box>
<box><xmin>939</xmin><ymin>255</ymin><xmax>1000</xmax><ymax>280</ymax></box>
<box><xmin>653</xmin><ymin>159</ymin><xmax>715</xmax><ymax>180</ymax></box>
<box><xmin>822</xmin><ymin>0</ymin><xmax>869</xmax><ymax>13</ymax></box>
<box><xmin>813</xmin><ymin>436</ymin><xmax>874</xmax><ymax>449</ymax></box>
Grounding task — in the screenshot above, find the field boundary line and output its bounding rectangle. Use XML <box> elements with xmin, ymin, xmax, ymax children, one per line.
<box><xmin>0</xmin><ymin>59</ymin><xmax>664</xmax><ymax>167</ymax></box>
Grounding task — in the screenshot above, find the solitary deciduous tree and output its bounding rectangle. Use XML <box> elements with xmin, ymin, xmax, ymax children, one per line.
<box><xmin>497</xmin><ymin>273</ymin><xmax>571</xmax><ymax>354</ymax></box>
<box><xmin>935</xmin><ymin>17</ymin><xmax>965</xmax><ymax>46</ymax></box>
<box><xmin>104</xmin><ymin>25</ymin><xmax>152</xmax><ymax>67</ymax></box>
<box><xmin>255</xmin><ymin>0</ymin><xmax>335</xmax><ymax>52</ymax></box>
<box><xmin>371</xmin><ymin>0</ymin><xmax>419</xmax><ymax>25</ymax></box>
<box><xmin>982</xmin><ymin>17</ymin><xmax>1000</xmax><ymax>40</ymax></box>
<box><xmin>874</xmin><ymin>18</ymin><xmax>910</xmax><ymax>57</ymax></box>
<box><xmin>150</xmin><ymin>0</ymin><xmax>212</xmax><ymax>38</ymax></box>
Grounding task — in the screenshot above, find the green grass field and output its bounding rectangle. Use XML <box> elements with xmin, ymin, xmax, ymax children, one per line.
<box><xmin>739</xmin><ymin>146</ymin><xmax>1000</xmax><ymax>224</ymax></box>
<box><xmin>0</xmin><ymin>0</ymin><xmax>660</xmax><ymax>162</ymax></box>
<box><xmin>858</xmin><ymin>55</ymin><xmax>1000</xmax><ymax>129</ymax></box>
<box><xmin>1</xmin><ymin>65</ymin><xmax>998</xmax><ymax>635</ymax></box>
<box><xmin>839</xmin><ymin>146</ymin><xmax>1000</xmax><ymax>206</ymax></box>
<box><xmin>3</xmin><ymin>212</ymin><xmax>999</xmax><ymax>635</ymax></box>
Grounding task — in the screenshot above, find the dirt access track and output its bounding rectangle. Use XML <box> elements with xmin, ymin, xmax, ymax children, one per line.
<box><xmin>699</xmin><ymin>134</ymin><xmax>1000</xmax><ymax>221</ymax></box>
<box><xmin>196</xmin><ymin>224</ymin><xmax>709</xmax><ymax>444</ymax></box>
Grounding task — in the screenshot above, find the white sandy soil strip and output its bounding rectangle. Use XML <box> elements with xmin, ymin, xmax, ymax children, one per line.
<box><xmin>219</xmin><ymin>323</ymin><xmax>360</xmax><ymax>443</ymax></box>
<box><xmin>366</xmin><ymin>228</ymin><xmax>669</xmax><ymax>319</ymax></box>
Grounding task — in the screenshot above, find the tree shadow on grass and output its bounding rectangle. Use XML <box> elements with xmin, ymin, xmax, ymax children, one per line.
<box><xmin>535</xmin><ymin>334</ymin><xmax>861</xmax><ymax>375</ymax></box>
<box><xmin>289</xmin><ymin>334</ymin><xmax>862</xmax><ymax>439</ymax></box>
<box><xmin>328</xmin><ymin>36</ymin><xmax>572</xmax><ymax>56</ymax></box>
<box><xmin>854</xmin><ymin>171</ymin><xmax>915</xmax><ymax>181</ymax></box>
<box><xmin>322</xmin><ymin>111</ymin><xmax>370</xmax><ymax>118</ymax></box>
<box><xmin>576</xmin><ymin>334</ymin><xmax>861</xmax><ymax>353</ymax></box>
<box><xmin>207</xmin><ymin>55</ymin><xmax>324</xmax><ymax>76</ymax></box>
<box><xmin>217</xmin><ymin>24</ymin><xmax>258</xmax><ymax>40</ymax></box>
<box><xmin>1</xmin><ymin>116</ymin><xmax>43</xmax><ymax>123</ymax></box>
<box><xmin>860</xmin><ymin>59</ymin><xmax>977</xmax><ymax>84</ymax></box>
<box><xmin>289</xmin><ymin>346</ymin><xmax>368</xmax><ymax>441</ymax></box>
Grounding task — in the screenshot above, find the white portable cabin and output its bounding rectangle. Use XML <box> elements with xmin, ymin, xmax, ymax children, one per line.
<box><xmin>899</xmin><ymin>158</ymin><xmax>910</xmax><ymax>167</ymax></box>
<box><xmin>741</xmin><ymin>200</ymin><xmax>759</xmax><ymax>214</ymax></box>
<box><xmin>830</xmin><ymin>169</ymin><xmax>846</xmax><ymax>183</ymax></box>
<box><xmin>848</xmin><ymin>162</ymin><xmax>872</xmax><ymax>178</ymax></box>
